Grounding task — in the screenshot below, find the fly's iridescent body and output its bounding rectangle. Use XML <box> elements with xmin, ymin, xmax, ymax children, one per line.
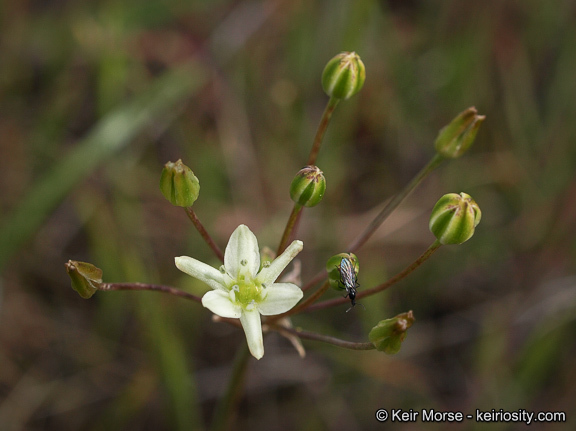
<box><xmin>337</xmin><ymin>257</ymin><xmax>363</xmax><ymax>312</ymax></box>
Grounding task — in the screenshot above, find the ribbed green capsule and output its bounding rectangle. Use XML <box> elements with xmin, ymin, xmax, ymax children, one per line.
<box><xmin>290</xmin><ymin>166</ymin><xmax>326</xmax><ymax>207</ymax></box>
<box><xmin>326</xmin><ymin>252</ymin><xmax>359</xmax><ymax>291</ymax></box>
<box><xmin>65</xmin><ymin>260</ymin><xmax>103</xmax><ymax>299</ymax></box>
<box><xmin>429</xmin><ymin>193</ymin><xmax>481</xmax><ymax>245</ymax></box>
<box><xmin>321</xmin><ymin>52</ymin><xmax>366</xmax><ymax>100</ymax></box>
<box><xmin>369</xmin><ymin>311</ymin><xmax>415</xmax><ymax>354</ymax></box>
<box><xmin>434</xmin><ymin>107</ymin><xmax>486</xmax><ymax>158</ymax></box>
<box><xmin>160</xmin><ymin>159</ymin><xmax>200</xmax><ymax>207</ymax></box>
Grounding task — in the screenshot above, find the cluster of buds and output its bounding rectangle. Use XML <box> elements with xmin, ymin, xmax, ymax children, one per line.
<box><xmin>65</xmin><ymin>48</ymin><xmax>486</xmax><ymax>361</ymax></box>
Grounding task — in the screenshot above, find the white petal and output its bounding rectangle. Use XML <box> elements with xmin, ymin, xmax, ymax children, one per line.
<box><xmin>257</xmin><ymin>240</ymin><xmax>303</xmax><ymax>285</ymax></box>
<box><xmin>257</xmin><ymin>283</ymin><xmax>303</xmax><ymax>315</ymax></box>
<box><xmin>240</xmin><ymin>309</ymin><xmax>264</xmax><ymax>360</ymax></box>
<box><xmin>175</xmin><ymin>256</ymin><xmax>229</xmax><ymax>291</ymax></box>
<box><xmin>202</xmin><ymin>290</ymin><xmax>242</xmax><ymax>318</ymax></box>
<box><xmin>224</xmin><ymin>225</ymin><xmax>260</xmax><ymax>279</ymax></box>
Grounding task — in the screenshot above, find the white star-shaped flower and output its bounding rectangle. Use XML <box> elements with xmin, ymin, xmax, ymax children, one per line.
<box><xmin>175</xmin><ymin>224</ymin><xmax>303</xmax><ymax>359</ymax></box>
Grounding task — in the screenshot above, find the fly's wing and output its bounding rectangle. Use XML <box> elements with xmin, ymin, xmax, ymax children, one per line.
<box><xmin>339</xmin><ymin>258</ymin><xmax>354</xmax><ymax>287</ymax></box>
<box><xmin>340</xmin><ymin>257</ymin><xmax>359</xmax><ymax>290</ymax></box>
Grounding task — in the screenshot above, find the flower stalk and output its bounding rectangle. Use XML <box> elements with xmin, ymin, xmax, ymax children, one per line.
<box><xmin>269</xmin><ymin>324</ymin><xmax>375</xmax><ymax>351</ymax></box>
<box><xmin>307</xmin><ymin>97</ymin><xmax>339</xmax><ymax>165</ymax></box>
<box><xmin>267</xmin><ymin>280</ymin><xmax>331</xmax><ymax>323</ymax></box>
<box><xmin>298</xmin><ymin>153</ymin><xmax>444</xmax><ymax>296</ymax></box>
<box><xmin>277</xmin><ymin>204</ymin><xmax>303</xmax><ymax>256</ymax></box>
<box><xmin>305</xmin><ymin>240</ymin><xmax>442</xmax><ymax>312</ymax></box>
<box><xmin>184</xmin><ymin>206</ymin><xmax>225</xmax><ymax>262</ymax></box>
<box><xmin>347</xmin><ymin>153</ymin><xmax>445</xmax><ymax>253</ymax></box>
<box><xmin>100</xmin><ymin>282</ymin><xmax>203</xmax><ymax>303</ymax></box>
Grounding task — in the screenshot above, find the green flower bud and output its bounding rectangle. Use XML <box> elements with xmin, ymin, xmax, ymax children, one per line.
<box><xmin>65</xmin><ymin>260</ymin><xmax>103</xmax><ymax>299</ymax></box>
<box><xmin>290</xmin><ymin>166</ymin><xmax>326</xmax><ymax>207</ymax></box>
<box><xmin>321</xmin><ymin>52</ymin><xmax>366</xmax><ymax>100</ymax></box>
<box><xmin>434</xmin><ymin>107</ymin><xmax>485</xmax><ymax>158</ymax></box>
<box><xmin>326</xmin><ymin>252</ymin><xmax>359</xmax><ymax>290</ymax></box>
<box><xmin>160</xmin><ymin>159</ymin><xmax>200</xmax><ymax>207</ymax></box>
<box><xmin>369</xmin><ymin>311</ymin><xmax>415</xmax><ymax>354</ymax></box>
<box><xmin>429</xmin><ymin>192</ymin><xmax>481</xmax><ymax>245</ymax></box>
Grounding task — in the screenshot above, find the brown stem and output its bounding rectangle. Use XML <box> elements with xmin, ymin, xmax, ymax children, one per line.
<box><xmin>301</xmin><ymin>268</ymin><xmax>327</xmax><ymax>292</ymax></box>
<box><xmin>347</xmin><ymin>154</ymin><xmax>444</xmax><ymax>253</ymax></box>
<box><xmin>305</xmin><ymin>240</ymin><xmax>442</xmax><ymax>312</ymax></box>
<box><xmin>269</xmin><ymin>324</ymin><xmax>375</xmax><ymax>351</ymax></box>
<box><xmin>299</xmin><ymin>154</ymin><xmax>444</xmax><ymax>297</ymax></box>
<box><xmin>307</xmin><ymin>97</ymin><xmax>340</xmax><ymax>165</ymax></box>
<box><xmin>184</xmin><ymin>207</ymin><xmax>224</xmax><ymax>262</ymax></box>
<box><xmin>100</xmin><ymin>282</ymin><xmax>202</xmax><ymax>303</ymax></box>
<box><xmin>277</xmin><ymin>204</ymin><xmax>303</xmax><ymax>256</ymax></box>
<box><xmin>267</xmin><ymin>280</ymin><xmax>331</xmax><ymax>324</ymax></box>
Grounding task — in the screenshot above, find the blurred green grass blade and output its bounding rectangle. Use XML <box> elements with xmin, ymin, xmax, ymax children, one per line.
<box><xmin>139</xmin><ymin>294</ymin><xmax>202</xmax><ymax>431</ymax></box>
<box><xmin>0</xmin><ymin>63</ymin><xmax>206</xmax><ymax>273</ymax></box>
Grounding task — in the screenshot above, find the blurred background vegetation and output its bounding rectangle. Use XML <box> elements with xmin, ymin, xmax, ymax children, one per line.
<box><xmin>1</xmin><ymin>0</ymin><xmax>576</xmax><ymax>429</ymax></box>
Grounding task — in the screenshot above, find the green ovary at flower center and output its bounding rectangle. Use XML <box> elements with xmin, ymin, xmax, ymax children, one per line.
<box><xmin>233</xmin><ymin>278</ymin><xmax>264</xmax><ymax>307</ymax></box>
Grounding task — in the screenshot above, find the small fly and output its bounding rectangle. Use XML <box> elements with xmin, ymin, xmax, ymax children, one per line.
<box><xmin>337</xmin><ymin>257</ymin><xmax>363</xmax><ymax>312</ymax></box>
